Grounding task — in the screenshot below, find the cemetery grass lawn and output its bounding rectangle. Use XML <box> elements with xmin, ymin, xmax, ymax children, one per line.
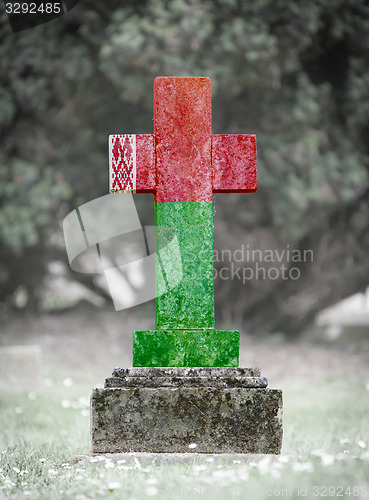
<box><xmin>1</xmin><ymin>378</ymin><xmax>369</xmax><ymax>499</ymax></box>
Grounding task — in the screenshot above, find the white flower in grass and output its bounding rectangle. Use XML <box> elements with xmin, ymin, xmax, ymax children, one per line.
<box><xmin>24</xmin><ymin>491</ymin><xmax>31</xmax><ymax>496</ymax></box>
<box><xmin>201</xmin><ymin>475</ymin><xmax>213</xmax><ymax>485</ymax></box>
<box><xmin>188</xmin><ymin>443</ymin><xmax>197</xmax><ymax>449</ymax></box>
<box><xmin>212</xmin><ymin>468</ymin><xmax>238</xmax><ymax>482</ymax></box>
<box><xmin>4</xmin><ymin>477</ymin><xmax>15</xmax><ymax>487</ymax></box>
<box><xmin>48</xmin><ymin>469</ymin><xmax>58</xmax><ymax>477</ymax></box>
<box><xmin>358</xmin><ymin>440</ymin><xmax>367</xmax><ymax>449</ymax></box>
<box><xmin>193</xmin><ymin>464</ymin><xmax>207</xmax><ymax>472</ymax></box>
<box><xmin>212</xmin><ymin>469</ymin><xmax>227</xmax><ymax>479</ymax></box>
<box><xmin>146</xmin><ymin>486</ymin><xmax>159</xmax><ymax>496</ymax></box>
<box><xmin>256</xmin><ymin>455</ymin><xmax>272</xmax><ymax>474</ymax></box>
<box><xmin>61</xmin><ymin>400</ymin><xmax>70</xmax><ymax>409</ymax></box>
<box><xmin>271</xmin><ymin>468</ymin><xmax>281</xmax><ymax>479</ymax></box>
<box><xmin>39</xmin><ymin>459</ymin><xmax>46</xmax><ymax>463</ymax></box>
<box><xmin>13</xmin><ymin>467</ymin><xmax>20</xmax><ymax>473</ymax></box>
<box><xmin>272</xmin><ymin>461</ymin><xmax>283</xmax><ymax>470</ymax></box>
<box><xmin>81</xmin><ymin>410</ymin><xmax>89</xmax><ymax>417</ymax></box>
<box><xmin>27</xmin><ymin>392</ymin><xmax>37</xmax><ymax>400</ymax></box>
<box><xmin>15</xmin><ymin>407</ymin><xmax>22</xmax><ymax>414</ymax></box>
<box><xmin>238</xmin><ymin>467</ymin><xmax>249</xmax><ymax>481</ymax></box>
<box><xmin>78</xmin><ymin>396</ymin><xmax>89</xmax><ymax>407</ymax></box>
<box><xmin>104</xmin><ymin>461</ymin><xmax>114</xmax><ymax>469</ymax></box>
<box><xmin>339</xmin><ymin>438</ymin><xmax>349</xmax><ymax>445</ymax></box>
<box><xmin>117</xmin><ymin>465</ymin><xmax>130</xmax><ymax>470</ymax></box>
<box><xmin>116</xmin><ymin>459</ymin><xmax>126</xmax><ymax>464</ymax></box>
<box><xmin>89</xmin><ymin>458</ymin><xmax>99</xmax><ymax>463</ymax></box>
<box><xmin>108</xmin><ymin>482</ymin><xmax>121</xmax><ymax>491</ymax></box>
<box><xmin>63</xmin><ymin>378</ymin><xmax>73</xmax><ymax>387</ymax></box>
<box><xmin>311</xmin><ymin>449</ymin><xmax>325</xmax><ymax>457</ymax></box>
<box><xmin>206</xmin><ymin>457</ymin><xmax>214</xmax><ymax>463</ymax></box>
<box><xmin>146</xmin><ymin>477</ymin><xmax>158</xmax><ymax>485</ymax></box>
<box><xmin>336</xmin><ymin>453</ymin><xmax>349</xmax><ymax>460</ymax></box>
<box><xmin>292</xmin><ymin>462</ymin><xmax>314</xmax><ymax>472</ymax></box>
<box><xmin>321</xmin><ymin>454</ymin><xmax>335</xmax><ymax>467</ymax></box>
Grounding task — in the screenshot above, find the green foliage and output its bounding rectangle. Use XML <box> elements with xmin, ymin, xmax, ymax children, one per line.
<box><xmin>0</xmin><ymin>0</ymin><xmax>368</xmax><ymax>319</ymax></box>
<box><xmin>0</xmin><ymin>160</ymin><xmax>71</xmax><ymax>254</ymax></box>
<box><xmin>98</xmin><ymin>0</ymin><xmax>369</xmax><ymax>248</ymax></box>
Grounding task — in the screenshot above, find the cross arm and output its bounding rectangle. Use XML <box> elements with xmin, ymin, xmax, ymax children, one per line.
<box><xmin>212</xmin><ymin>134</ymin><xmax>257</xmax><ymax>193</ymax></box>
<box><xmin>109</xmin><ymin>134</ymin><xmax>155</xmax><ymax>194</ymax></box>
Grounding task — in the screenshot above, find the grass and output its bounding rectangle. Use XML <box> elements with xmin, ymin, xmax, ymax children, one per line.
<box><xmin>0</xmin><ymin>377</ymin><xmax>369</xmax><ymax>499</ymax></box>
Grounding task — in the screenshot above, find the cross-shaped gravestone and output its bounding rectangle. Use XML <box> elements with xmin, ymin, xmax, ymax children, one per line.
<box><xmin>109</xmin><ymin>77</ymin><xmax>256</xmax><ymax>367</ymax></box>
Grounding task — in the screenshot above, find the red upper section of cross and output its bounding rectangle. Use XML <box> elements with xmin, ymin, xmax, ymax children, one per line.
<box><xmin>110</xmin><ymin>77</ymin><xmax>257</xmax><ymax>202</ymax></box>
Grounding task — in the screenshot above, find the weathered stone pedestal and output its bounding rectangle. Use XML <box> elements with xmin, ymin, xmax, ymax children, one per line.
<box><xmin>91</xmin><ymin>367</ymin><xmax>283</xmax><ymax>454</ymax></box>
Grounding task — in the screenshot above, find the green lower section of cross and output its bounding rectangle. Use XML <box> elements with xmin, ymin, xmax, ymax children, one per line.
<box><xmin>133</xmin><ymin>330</ymin><xmax>240</xmax><ymax>367</ymax></box>
<box><xmin>134</xmin><ymin>201</ymin><xmax>240</xmax><ymax>367</ymax></box>
<box><xmin>155</xmin><ymin>201</ymin><xmax>214</xmax><ymax>330</ymax></box>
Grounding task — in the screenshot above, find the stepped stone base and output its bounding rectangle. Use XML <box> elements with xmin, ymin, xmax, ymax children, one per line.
<box><xmin>91</xmin><ymin>368</ymin><xmax>283</xmax><ymax>454</ymax></box>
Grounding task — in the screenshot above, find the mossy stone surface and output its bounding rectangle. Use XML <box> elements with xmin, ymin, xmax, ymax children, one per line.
<box><xmin>105</xmin><ymin>375</ymin><xmax>268</xmax><ymax>388</ymax></box>
<box><xmin>112</xmin><ymin>367</ymin><xmax>261</xmax><ymax>377</ymax></box>
<box><xmin>107</xmin><ymin>367</ymin><xmax>266</xmax><ymax>389</ymax></box>
<box><xmin>91</xmin><ymin>386</ymin><xmax>283</xmax><ymax>454</ymax></box>
<box><xmin>133</xmin><ymin>330</ymin><xmax>239</xmax><ymax>367</ymax></box>
<box><xmin>155</xmin><ymin>201</ymin><xmax>214</xmax><ymax>330</ymax></box>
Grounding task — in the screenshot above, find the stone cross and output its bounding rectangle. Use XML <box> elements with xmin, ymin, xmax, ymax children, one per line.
<box><xmin>109</xmin><ymin>77</ymin><xmax>256</xmax><ymax>367</ymax></box>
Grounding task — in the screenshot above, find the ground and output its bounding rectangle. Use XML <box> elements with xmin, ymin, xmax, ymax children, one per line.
<box><xmin>1</xmin><ymin>302</ymin><xmax>368</xmax><ymax>387</ymax></box>
<box><xmin>1</xmin><ymin>304</ymin><xmax>369</xmax><ymax>499</ymax></box>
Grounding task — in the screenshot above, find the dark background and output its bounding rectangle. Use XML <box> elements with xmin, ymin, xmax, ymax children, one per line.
<box><xmin>1</xmin><ymin>0</ymin><xmax>369</xmax><ymax>337</ymax></box>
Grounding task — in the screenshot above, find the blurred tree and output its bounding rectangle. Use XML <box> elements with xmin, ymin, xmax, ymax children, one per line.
<box><xmin>0</xmin><ymin>0</ymin><xmax>368</xmax><ymax>334</ymax></box>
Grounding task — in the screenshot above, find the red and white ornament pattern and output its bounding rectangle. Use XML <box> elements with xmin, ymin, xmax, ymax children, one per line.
<box><xmin>109</xmin><ymin>134</ymin><xmax>136</xmax><ymax>193</ymax></box>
